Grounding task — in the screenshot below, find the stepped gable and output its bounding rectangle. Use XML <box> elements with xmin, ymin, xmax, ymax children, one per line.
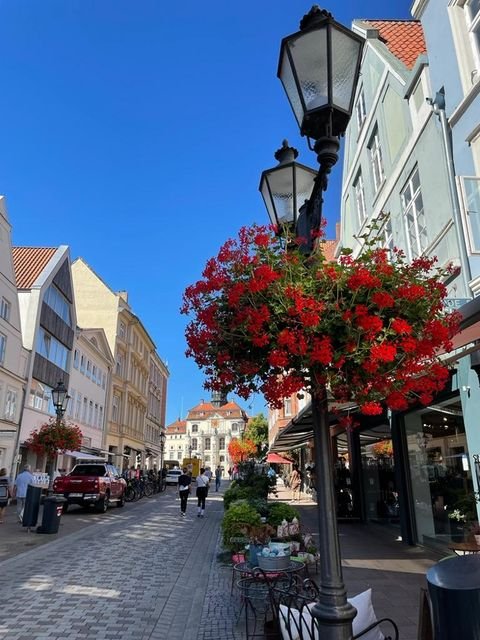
<box><xmin>363</xmin><ymin>19</ymin><xmax>426</xmax><ymax>69</ymax></box>
<box><xmin>12</xmin><ymin>246</ymin><xmax>57</xmax><ymax>289</ymax></box>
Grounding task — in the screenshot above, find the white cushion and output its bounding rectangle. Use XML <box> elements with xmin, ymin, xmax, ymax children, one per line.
<box><xmin>278</xmin><ymin>589</ymin><xmax>383</xmax><ymax>640</ymax></box>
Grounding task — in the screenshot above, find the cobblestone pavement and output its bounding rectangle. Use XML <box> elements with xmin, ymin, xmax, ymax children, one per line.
<box><xmin>0</xmin><ymin>485</ymin><xmax>243</xmax><ymax>640</ymax></box>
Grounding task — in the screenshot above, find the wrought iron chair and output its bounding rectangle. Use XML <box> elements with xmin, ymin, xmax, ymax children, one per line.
<box><xmin>267</xmin><ymin>573</ymin><xmax>399</xmax><ymax>640</ymax></box>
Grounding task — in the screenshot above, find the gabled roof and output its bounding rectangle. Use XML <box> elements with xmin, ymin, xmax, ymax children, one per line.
<box><xmin>12</xmin><ymin>247</ymin><xmax>57</xmax><ymax>289</ymax></box>
<box><xmin>187</xmin><ymin>399</ymin><xmax>246</xmax><ymax>419</ymax></box>
<box><xmin>362</xmin><ymin>20</ymin><xmax>426</xmax><ymax>70</ymax></box>
<box><xmin>166</xmin><ymin>419</ymin><xmax>187</xmax><ymax>434</ymax></box>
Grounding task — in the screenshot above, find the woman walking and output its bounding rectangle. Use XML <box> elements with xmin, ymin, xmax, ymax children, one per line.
<box><xmin>196</xmin><ymin>467</ymin><xmax>209</xmax><ymax>518</ymax></box>
<box><xmin>289</xmin><ymin>464</ymin><xmax>302</xmax><ymax>502</ymax></box>
<box><xmin>178</xmin><ymin>467</ymin><xmax>191</xmax><ymax>517</ymax></box>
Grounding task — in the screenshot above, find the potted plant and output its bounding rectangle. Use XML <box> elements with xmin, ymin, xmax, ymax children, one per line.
<box><xmin>448</xmin><ymin>509</ymin><xmax>467</xmax><ymax>542</ymax></box>
<box><xmin>240</xmin><ymin>523</ymin><xmax>275</xmax><ymax>566</ymax></box>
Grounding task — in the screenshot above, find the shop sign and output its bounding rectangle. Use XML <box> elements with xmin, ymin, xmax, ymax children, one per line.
<box><xmin>444</xmin><ymin>298</ymin><xmax>472</xmax><ymax>311</ymax></box>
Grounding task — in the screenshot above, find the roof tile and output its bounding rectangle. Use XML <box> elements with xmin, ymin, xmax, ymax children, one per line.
<box><xmin>12</xmin><ymin>247</ymin><xmax>57</xmax><ymax>289</ymax></box>
<box><xmin>364</xmin><ymin>20</ymin><xmax>426</xmax><ymax>70</ymax></box>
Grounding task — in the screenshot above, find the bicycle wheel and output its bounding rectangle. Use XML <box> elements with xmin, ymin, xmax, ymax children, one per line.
<box><xmin>144</xmin><ymin>482</ymin><xmax>154</xmax><ymax>497</ymax></box>
<box><xmin>125</xmin><ymin>486</ymin><xmax>136</xmax><ymax>502</ymax></box>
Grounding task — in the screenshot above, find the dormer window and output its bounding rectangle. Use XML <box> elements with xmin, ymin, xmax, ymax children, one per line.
<box><xmin>192</xmin><ymin>424</ymin><xmax>198</xmax><ymax>433</ymax></box>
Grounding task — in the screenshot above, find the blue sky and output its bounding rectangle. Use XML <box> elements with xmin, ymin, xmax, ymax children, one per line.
<box><xmin>0</xmin><ymin>0</ymin><xmax>412</xmax><ymax>424</ymax></box>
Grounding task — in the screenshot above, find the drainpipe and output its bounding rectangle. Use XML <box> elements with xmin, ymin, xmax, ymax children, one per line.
<box><xmin>430</xmin><ymin>88</ymin><xmax>472</xmax><ymax>297</ymax></box>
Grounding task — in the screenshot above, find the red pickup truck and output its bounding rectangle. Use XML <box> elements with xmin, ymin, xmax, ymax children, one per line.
<box><xmin>53</xmin><ymin>463</ymin><xmax>127</xmax><ymax>513</ymax></box>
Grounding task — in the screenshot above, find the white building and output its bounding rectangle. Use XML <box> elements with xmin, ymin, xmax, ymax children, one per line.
<box><xmin>60</xmin><ymin>327</ymin><xmax>114</xmax><ymax>466</ymax></box>
<box><xmin>166</xmin><ymin>395</ymin><xmax>249</xmax><ymax>474</ymax></box>
<box><xmin>0</xmin><ymin>197</ymin><xmax>28</xmax><ymax>474</ymax></box>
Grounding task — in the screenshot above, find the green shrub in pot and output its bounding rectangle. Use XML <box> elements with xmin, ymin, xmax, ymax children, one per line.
<box><xmin>221</xmin><ymin>500</ymin><xmax>262</xmax><ymax>550</ymax></box>
<box><xmin>267</xmin><ymin>502</ymin><xmax>299</xmax><ymax>527</ymax></box>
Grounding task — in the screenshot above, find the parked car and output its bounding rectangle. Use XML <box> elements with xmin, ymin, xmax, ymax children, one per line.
<box><xmin>166</xmin><ymin>469</ymin><xmax>182</xmax><ymax>485</ymax></box>
<box><xmin>53</xmin><ymin>463</ymin><xmax>126</xmax><ymax>513</ymax></box>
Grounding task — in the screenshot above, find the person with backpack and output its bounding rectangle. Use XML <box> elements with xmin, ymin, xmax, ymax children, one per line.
<box><xmin>0</xmin><ymin>468</ymin><xmax>12</xmax><ymax>523</ymax></box>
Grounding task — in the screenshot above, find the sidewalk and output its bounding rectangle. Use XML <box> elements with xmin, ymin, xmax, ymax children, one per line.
<box><xmin>0</xmin><ymin>482</ymin><xmax>444</xmax><ymax>640</ymax></box>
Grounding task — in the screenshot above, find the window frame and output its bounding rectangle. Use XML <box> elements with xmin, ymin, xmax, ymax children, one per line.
<box><xmin>459</xmin><ymin>175</ymin><xmax>480</xmax><ymax>253</ymax></box>
<box><xmin>0</xmin><ymin>332</ymin><xmax>6</xmax><ymax>364</ymax></box>
<box><xmin>353</xmin><ymin>171</ymin><xmax>367</xmax><ymax>226</ymax></box>
<box><xmin>401</xmin><ymin>166</ymin><xmax>428</xmax><ymax>260</ymax></box>
<box><xmin>368</xmin><ymin>127</ymin><xmax>385</xmax><ymax>194</ymax></box>
<box><xmin>0</xmin><ymin>297</ymin><xmax>11</xmax><ymax>322</ymax></box>
<box><xmin>355</xmin><ymin>87</ymin><xmax>367</xmax><ymax>131</ymax></box>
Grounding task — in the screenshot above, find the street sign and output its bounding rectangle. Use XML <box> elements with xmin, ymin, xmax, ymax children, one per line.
<box><xmin>444</xmin><ymin>298</ymin><xmax>472</xmax><ymax>310</ymax></box>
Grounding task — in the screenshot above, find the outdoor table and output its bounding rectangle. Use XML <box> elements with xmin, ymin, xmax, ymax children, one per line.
<box><xmin>231</xmin><ymin>559</ymin><xmax>306</xmax><ymax>595</ymax></box>
<box><xmin>448</xmin><ymin>540</ymin><xmax>480</xmax><ymax>555</ymax></box>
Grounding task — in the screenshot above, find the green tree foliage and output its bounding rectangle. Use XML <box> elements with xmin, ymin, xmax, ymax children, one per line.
<box><xmin>244</xmin><ymin>413</ymin><xmax>269</xmax><ymax>459</ymax></box>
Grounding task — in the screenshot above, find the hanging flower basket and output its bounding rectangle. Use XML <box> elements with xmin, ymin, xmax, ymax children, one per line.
<box><xmin>182</xmin><ymin>224</ymin><xmax>459</xmax><ymax>416</ymax></box>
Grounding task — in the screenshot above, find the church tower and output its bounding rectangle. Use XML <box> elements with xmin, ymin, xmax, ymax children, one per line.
<box><xmin>211</xmin><ymin>389</ymin><xmax>228</xmax><ymax>408</ymax></box>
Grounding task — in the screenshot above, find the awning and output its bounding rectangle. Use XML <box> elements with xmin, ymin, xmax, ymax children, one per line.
<box><xmin>63</xmin><ymin>450</ymin><xmax>106</xmax><ymax>460</ymax></box>
<box><xmin>266</xmin><ymin>453</ymin><xmax>293</xmax><ymax>464</ymax></box>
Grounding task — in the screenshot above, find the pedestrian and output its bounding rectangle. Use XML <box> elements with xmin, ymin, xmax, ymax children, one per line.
<box><xmin>178</xmin><ymin>467</ymin><xmax>191</xmax><ymax>517</ymax></box>
<box><xmin>215</xmin><ymin>465</ymin><xmax>222</xmax><ymax>492</ymax></box>
<box><xmin>228</xmin><ymin>467</ymin><xmax>233</xmax><ymax>480</ymax></box>
<box><xmin>204</xmin><ymin>466</ymin><xmax>212</xmax><ymax>495</ymax></box>
<box><xmin>195</xmin><ymin>467</ymin><xmax>209</xmax><ymax>518</ymax></box>
<box><xmin>0</xmin><ymin>467</ymin><xmax>12</xmax><ymax>523</ymax></box>
<box><xmin>289</xmin><ymin>464</ymin><xmax>302</xmax><ymax>503</ymax></box>
<box><xmin>13</xmin><ymin>464</ymin><xmax>34</xmax><ymax>523</ymax></box>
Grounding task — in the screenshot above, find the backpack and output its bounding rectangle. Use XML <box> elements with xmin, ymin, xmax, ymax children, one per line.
<box><xmin>0</xmin><ymin>479</ymin><xmax>9</xmax><ymax>499</ymax></box>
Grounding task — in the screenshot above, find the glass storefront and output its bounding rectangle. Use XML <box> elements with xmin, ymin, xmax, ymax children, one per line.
<box><xmin>404</xmin><ymin>395</ymin><xmax>475</xmax><ymax>547</ymax></box>
<box><xmin>359</xmin><ymin>425</ymin><xmax>399</xmax><ymax>524</ymax></box>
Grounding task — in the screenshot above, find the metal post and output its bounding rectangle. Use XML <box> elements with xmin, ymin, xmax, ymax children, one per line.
<box><xmin>310</xmin><ymin>386</ymin><xmax>356</xmax><ymax>639</ymax></box>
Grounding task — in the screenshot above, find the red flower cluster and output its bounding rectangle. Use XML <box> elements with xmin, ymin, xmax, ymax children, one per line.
<box><xmin>25</xmin><ymin>420</ymin><xmax>83</xmax><ymax>459</ymax></box>
<box><xmin>182</xmin><ymin>224</ymin><xmax>460</xmax><ymax>413</ymax></box>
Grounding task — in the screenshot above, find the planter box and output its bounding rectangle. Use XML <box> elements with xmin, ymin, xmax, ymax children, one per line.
<box><xmin>257</xmin><ymin>553</ymin><xmax>291</xmax><ymax>571</ymax></box>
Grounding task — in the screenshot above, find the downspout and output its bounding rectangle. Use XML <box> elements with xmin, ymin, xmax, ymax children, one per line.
<box><xmin>430</xmin><ymin>88</ymin><xmax>472</xmax><ymax>296</ymax></box>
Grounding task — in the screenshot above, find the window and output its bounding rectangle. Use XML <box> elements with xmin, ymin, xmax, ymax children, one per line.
<box><xmin>80</xmin><ymin>355</ymin><xmax>86</xmax><ymax>374</ymax></box>
<box><xmin>99</xmin><ymin>406</ymin><xmax>104</xmax><ymax>427</ymax></box>
<box><xmin>284</xmin><ymin>397</ymin><xmax>292</xmax><ymax>416</ymax></box>
<box><xmin>378</xmin><ymin>214</ymin><xmax>395</xmax><ymax>256</ymax></box>
<box><xmin>88</xmin><ymin>401</ymin><xmax>93</xmax><ymax>426</ymax></box>
<box><xmin>231</xmin><ymin>423</ymin><xmax>238</xmax><ymax>432</ymax></box>
<box><xmin>355</xmin><ymin>88</ymin><xmax>366</xmax><ymax>130</ymax></box>
<box><xmin>112</xmin><ymin>395</ymin><xmax>120</xmax><ymax>422</ymax></box>
<box><xmin>368</xmin><ymin>128</ymin><xmax>385</xmax><ymax>193</ymax></box>
<box><xmin>4</xmin><ymin>389</ymin><xmax>17</xmax><ymax>421</ymax></box>
<box><xmin>0</xmin><ymin>298</ymin><xmax>11</xmax><ymax>322</ymax></box>
<box><xmin>191</xmin><ymin>437</ymin><xmax>198</xmax><ymax>450</ymax></box>
<box><xmin>75</xmin><ymin>393</ymin><xmax>82</xmax><ymax>420</ymax></box>
<box><xmin>115</xmin><ymin>353</ymin><xmax>123</xmax><ymax>377</ymax></box>
<box><xmin>28</xmin><ymin>380</ymin><xmax>54</xmax><ymax>414</ymax></box>
<box><xmin>36</xmin><ymin>328</ymin><xmax>69</xmax><ymax>371</ymax></box>
<box><xmin>119</xmin><ymin>321</ymin><xmax>126</xmax><ymax>339</ymax></box>
<box><xmin>86</xmin><ymin>360</ymin><xmax>92</xmax><ymax>379</ymax></box>
<box><xmin>102</xmin><ymin>373</ymin><xmax>106</xmax><ymax>389</ymax></box>
<box><xmin>354</xmin><ymin>172</ymin><xmax>367</xmax><ymax>225</ymax></box>
<box><xmin>192</xmin><ymin>424</ymin><xmax>198</xmax><ymax>433</ymax></box>
<box><xmin>82</xmin><ymin>397</ymin><xmax>88</xmax><ymax>422</ymax></box>
<box><xmin>205</xmin><ymin>438</ymin><xmax>211</xmax><ymax>450</ymax></box>
<box><xmin>92</xmin><ymin>364</ymin><xmax>97</xmax><ymax>382</ymax></box>
<box><xmin>73</xmin><ymin>349</ymin><xmax>79</xmax><ymax>369</ymax></box>
<box><xmin>401</xmin><ymin>167</ymin><xmax>427</xmax><ymax>259</ymax></box>
<box><xmin>219</xmin><ymin>437</ymin><xmax>225</xmax><ymax>449</ymax></box>
<box><xmin>460</xmin><ymin>176</ymin><xmax>480</xmax><ymax>251</ymax></box>
<box><xmin>43</xmin><ymin>284</ymin><xmax>71</xmax><ymax>326</ymax></box>
<box><xmin>68</xmin><ymin>390</ymin><xmax>75</xmax><ymax>417</ymax></box>
<box><xmin>466</xmin><ymin>0</ymin><xmax>480</xmax><ymax>64</ymax></box>
<box><xmin>0</xmin><ymin>333</ymin><xmax>6</xmax><ymax>364</ymax></box>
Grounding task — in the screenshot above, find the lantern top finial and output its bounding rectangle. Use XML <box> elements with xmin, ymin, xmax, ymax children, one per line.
<box><xmin>274</xmin><ymin>140</ymin><xmax>299</xmax><ymax>165</ymax></box>
<box><xmin>299</xmin><ymin>6</ymin><xmax>333</xmax><ymax>31</ymax></box>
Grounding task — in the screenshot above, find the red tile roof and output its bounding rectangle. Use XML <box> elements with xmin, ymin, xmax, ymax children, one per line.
<box><xmin>166</xmin><ymin>419</ymin><xmax>187</xmax><ymax>434</ymax></box>
<box><xmin>12</xmin><ymin>247</ymin><xmax>57</xmax><ymax>289</ymax></box>
<box><xmin>363</xmin><ymin>20</ymin><xmax>426</xmax><ymax>70</ymax></box>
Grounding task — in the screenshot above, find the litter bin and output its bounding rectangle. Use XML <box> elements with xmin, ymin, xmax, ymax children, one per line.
<box><xmin>427</xmin><ymin>554</ymin><xmax>480</xmax><ymax>639</ymax></box>
<box><xmin>36</xmin><ymin>496</ymin><xmax>67</xmax><ymax>534</ymax></box>
<box><xmin>22</xmin><ymin>484</ymin><xmax>42</xmax><ymax>528</ymax></box>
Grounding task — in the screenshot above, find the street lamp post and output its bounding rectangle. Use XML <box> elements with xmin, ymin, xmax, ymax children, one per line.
<box><xmin>51</xmin><ymin>380</ymin><xmax>70</xmax><ymax>427</ymax></box>
<box><xmin>260</xmin><ymin>8</ymin><xmax>364</xmax><ymax>640</ymax></box>
<box><xmin>159</xmin><ymin>431</ymin><xmax>166</xmax><ymax>471</ymax></box>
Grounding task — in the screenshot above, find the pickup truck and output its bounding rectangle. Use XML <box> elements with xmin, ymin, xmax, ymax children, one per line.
<box><xmin>53</xmin><ymin>463</ymin><xmax>127</xmax><ymax>513</ymax></box>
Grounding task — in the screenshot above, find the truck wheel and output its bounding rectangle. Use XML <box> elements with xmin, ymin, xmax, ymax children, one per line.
<box><xmin>117</xmin><ymin>493</ymin><xmax>125</xmax><ymax>508</ymax></box>
<box><xmin>96</xmin><ymin>493</ymin><xmax>109</xmax><ymax>513</ymax></box>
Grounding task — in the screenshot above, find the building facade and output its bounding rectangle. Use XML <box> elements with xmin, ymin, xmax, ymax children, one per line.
<box><xmin>145</xmin><ymin>351</ymin><xmax>169</xmax><ymax>471</ymax></box>
<box><xmin>0</xmin><ymin>197</ymin><xmax>28</xmax><ymax>474</ymax></box>
<box><xmin>166</xmin><ymin>396</ymin><xmax>249</xmax><ymax>474</ymax></box>
<box><xmin>71</xmin><ymin>257</ymin><xmax>169</xmax><ymax>471</ymax></box>
<box><xmin>12</xmin><ymin>244</ymin><xmax>76</xmax><ymax>473</ymax></box>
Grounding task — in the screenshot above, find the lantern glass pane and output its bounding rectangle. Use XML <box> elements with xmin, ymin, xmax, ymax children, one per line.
<box><xmin>294</xmin><ymin>165</ymin><xmax>317</xmax><ymax>214</ymax></box>
<box><xmin>331</xmin><ymin>25</ymin><xmax>362</xmax><ymax>112</ymax></box>
<box><xmin>279</xmin><ymin>47</ymin><xmax>304</xmax><ymax>129</ymax></box>
<box><xmin>287</xmin><ymin>28</ymin><xmax>329</xmax><ymax>114</ymax></box>
<box><xmin>265</xmin><ymin>165</ymin><xmax>296</xmax><ymax>226</ymax></box>
<box><xmin>260</xmin><ymin>176</ymin><xmax>280</xmax><ymax>226</ymax></box>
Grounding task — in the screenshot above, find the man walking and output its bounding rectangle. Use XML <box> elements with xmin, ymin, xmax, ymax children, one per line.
<box><xmin>215</xmin><ymin>465</ymin><xmax>222</xmax><ymax>492</ymax></box>
<box><xmin>13</xmin><ymin>465</ymin><xmax>34</xmax><ymax>523</ymax></box>
<box><xmin>178</xmin><ymin>467</ymin><xmax>191</xmax><ymax>517</ymax></box>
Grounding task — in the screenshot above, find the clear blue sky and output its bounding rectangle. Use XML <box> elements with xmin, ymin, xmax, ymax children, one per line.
<box><xmin>0</xmin><ymin>0</ymin><xmax>412</xmax><ymax>425</ymax></box>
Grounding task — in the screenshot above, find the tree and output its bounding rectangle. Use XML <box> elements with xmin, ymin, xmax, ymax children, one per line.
<box><xmin>228</xmin><ymin>437</ymin><xmax>257</xmax><ymax>464</ymax></box>
<box><xmin>25</xmin><ymin>419</ymin><xmax>83</xmax><ymax>461</ymax></box>
<box><xmin>244</xmin><ymin>413</ymin><xmax>269</xmax><ymax>459</ymax></box>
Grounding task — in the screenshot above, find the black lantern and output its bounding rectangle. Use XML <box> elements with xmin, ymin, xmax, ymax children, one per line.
<box><xmin>51</xmin><ymin>380</ymin><xmax>69</xmax><ymax>420</ymax></box>
<box><xmin>259</xmin><ymin>140</ymin><xmax>317</xmax><ymax>229</ymax></box>
<box><xmin>159</xmin><ymin>431</ymin><xmax>166</xmax><ymax>450</ymax></box>
<box><xmin>278</xmin><ymin>6</ymin><xmax>364</xmax><ymax>139</ymax></box>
